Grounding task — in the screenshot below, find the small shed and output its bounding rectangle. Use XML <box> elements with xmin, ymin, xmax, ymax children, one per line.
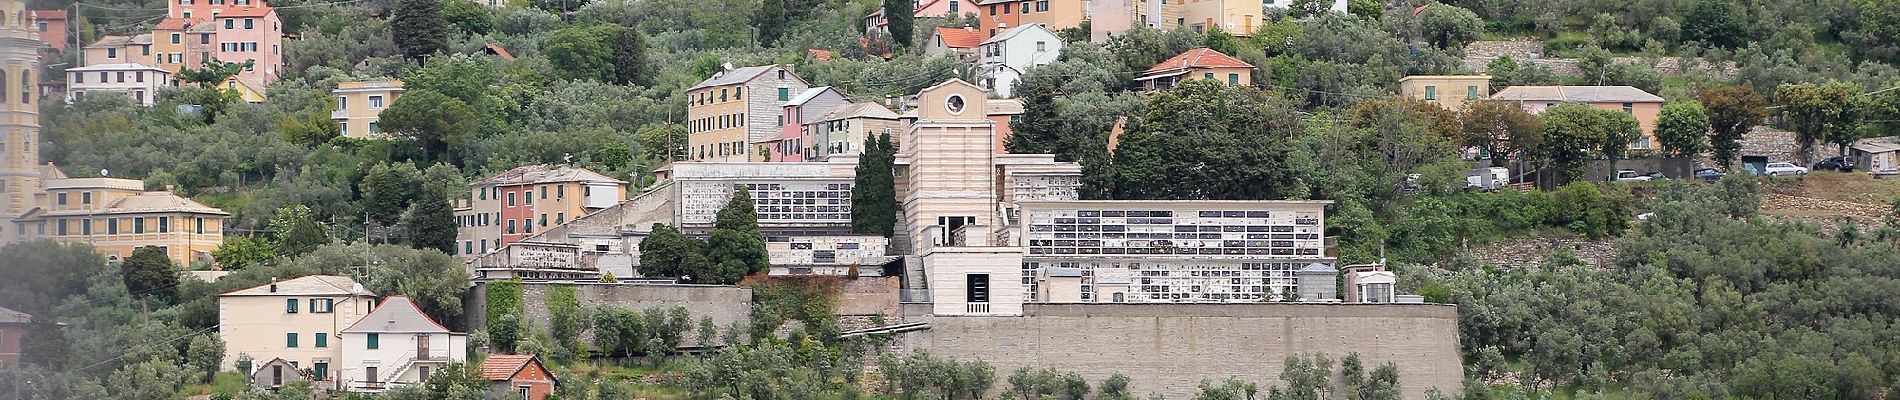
<box><xmin>1852</xmin><ymin>139</ymin><xmax>1900</xmax><ymax>175</ymax></box>
<box><xmin>249</xmin><ymin>358</ymin><xmax>307</xmax><ymax>389</ymax></box>
<box><xmin>480</xmin><ymin>354</ymin><xmax>558</xmax><ymax>400</ymax></box>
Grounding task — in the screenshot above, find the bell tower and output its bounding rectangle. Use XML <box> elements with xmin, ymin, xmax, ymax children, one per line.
<box><xmin>0</xmin><ymin>0</ymin><xmax>40</xmax><ymax>244</ymax></box>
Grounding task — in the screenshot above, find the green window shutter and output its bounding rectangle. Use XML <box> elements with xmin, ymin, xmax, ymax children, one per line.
<box><xmin>285</xmin><ymin>299</ymin><xmax>298</xmax><ymax>313</ymax></box>
<box><xmin>315</xmin><ymin>333</ymin><xmax>328</xmax><ymax>348</ymax></box>
<box><xmin>367</xmin><ymin>333</ymin><xmax>380</xmax><ymax>349</ymax></box>
<box><xmin>286</xmin><ymin>333</ymin><xmax>298</xmax><ymax>348</ymax></box>
<box><xmin>1425</xmin><ymin>86</ymin><xmax>1436</xmax><ymax>100</ymax></box>
<box><xmin>778</xmin><ymin>87</ymin><xmax>790</xmax><ymax>101</ymax></box>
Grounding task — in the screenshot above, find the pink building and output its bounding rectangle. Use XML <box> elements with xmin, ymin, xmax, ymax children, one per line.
<box><xmin>765</xmin><ymin>87</ymin><xmax>848</xmax><ymax>162</ymax></box>
<box><xmin>210</xmin><ymin>6</ymin><xmax>282</xmax><ymax>84</ymax></box>
<box><xmin>168</xmin><ymin>0</ymin><xmax>266</xmax><ymax>20</ymax></box>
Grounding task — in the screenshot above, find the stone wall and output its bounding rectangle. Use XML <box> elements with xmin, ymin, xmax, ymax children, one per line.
<box><xmin>839</xmin><ymin>276</ymin><xmax>901</xmax><ymax>316</ymax></box>
<box><xmin>898</xmin><ymin>303</ymin><xmax>1464</xmax><ymax>399</ymax></box>
<box><xmin>465</xmin><ymin>282</ymin><xmax>752</xmax><ymax>346</ymax></box>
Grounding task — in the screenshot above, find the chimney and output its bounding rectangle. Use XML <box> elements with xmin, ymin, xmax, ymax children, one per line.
<box><xmin>268</xmin><ymin>277</ymin><xmax>278</xmax><ymax>293</ymax></box>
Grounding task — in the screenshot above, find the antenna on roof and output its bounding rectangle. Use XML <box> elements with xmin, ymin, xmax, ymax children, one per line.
<box><xmin>99</xmin><ymin>168</ymin><xmax>108</xmax><ymax>177</ymax></box>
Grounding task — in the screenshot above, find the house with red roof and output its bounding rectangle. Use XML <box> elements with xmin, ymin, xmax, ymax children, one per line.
<box><xmin>1133</xmin><ymin>47</ymin><xmax>1254</xmax><ymax>91</ymax></box>
<box><xmin>28</xmin><ymin>10</ymin><xmax>65</xmax><ymax>51</ymax></box>
<box><xmin>338</xmin><ymin>296</ymin><xmax>468</xmax><ymax>392</ymax></box>
<box><xmin>925</xmin><ymin>26</ymin><xmax>984</xmax><ymax>61</ymax></box>
<box><xmin>864</xmin><ymin>0</ymin><xmax>978</xmax><ymax>36</ymax></box>
<box><xmin>479</xmin><ymin>354</ymin><xmax>559</xmax><ymax>400</ymax></box>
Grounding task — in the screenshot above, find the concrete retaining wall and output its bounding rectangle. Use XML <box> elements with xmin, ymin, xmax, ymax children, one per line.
<box><xmin>898</xmin><ymin>303</ymin><xmax>1463</xmax><ymax>399</ymax></box>
<box><xmin>465</xmin><ymin>282</ymin><xmax>752</xmax><ymax>346</ymax></box>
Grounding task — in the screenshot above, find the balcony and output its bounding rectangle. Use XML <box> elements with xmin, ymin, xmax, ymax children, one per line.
<box><xmin>964</xmin><ymin>303</ymin><xmax>991</xmax><ymax>314</ymax></box>
<box><xmin>331</xmin><ymin>109</ymin><xmax>348</xmax><ymax>119</ymax></box>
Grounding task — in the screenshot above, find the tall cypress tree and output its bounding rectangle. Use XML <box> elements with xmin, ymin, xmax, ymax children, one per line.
<box><xmin>756</xmin><ymin>0</ymin><xmax>787</xmax><ymax>48</ymax></box>
<box><xmin>882</xmin><ymin>0</ymin><xmax>914</xmax><ymax>47</ymax></box>
<box><xmin>705</xmin><ymin>188</ymin><xmax>768</xmax><ymax>284</ymax></box>
<box><xmin>852</xmin><ymin>133</ymin><xmax>897</xmax><ymax>237</ymax></box>
<box><xmin>611</xmin><ymin>26</ymin><xmax>650</xmax><ymax>86</ymax></box>
<box><xmin>403</xmin><ymin>184</ymin><xmax>458</xmax><ymax>254</ymax></box>
<box><xmin>391</xmin><ymin>0</ymin><xmax>448</xmax><ymax>63</ymax></box>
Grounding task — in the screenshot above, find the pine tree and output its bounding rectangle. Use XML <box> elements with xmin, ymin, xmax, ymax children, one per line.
<box><xmin>121</xmin><ymin>246</ymin><xmax>181</xmax><ymax>304</ymax></box>
<box><xmin>1004</xmin><ymin>79</ymin><xmax>1060</xmax><ymax>154</ymax></box>
<box><xmin>392</xmin><ymin>0</ymin><xmax>449</xmax><ymax>63</ymax></box>
<box><xmin>704</xmin><ymin>188</ymin><xmax>768</xmax><ymax>284</ymax></box>
<box><xmin>852</xmin><ymin>133</ymin><xmax>897</xmax><ymax>237</ymax></box>
<box><xmin>361</xmin><ymin>162</ymin><xmax>423</xmax><ymax>226</ymax></box>
<box><xmin>756</xmin><ymin>0</ymin><xmax>787</xmax><ymax>48</ymax></box>
<box><xmin>612</xmin><ymin>27</ymin><xmax>650</xmax><ymax>86</ymax></box>
<box><xmin>882</xmin><ymin>0</ymin><xmax>914</xmax><ymax>47</ymax></box>
<box><xmin>404</xmin><ymin>184</ymin><xmax>458</xmax><ymax>254</ymax></box>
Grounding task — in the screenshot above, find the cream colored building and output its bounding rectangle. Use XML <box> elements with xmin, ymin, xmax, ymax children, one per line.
<box><xmin>333</xmin><ymin>80</ymin><xmax>404</xmax><ymax>138</ymax></box>
<box><xmin>1399</xmin><ymin>75</ymin><xmax>1491</xmax><ymax>112</ymax></box>
<box><xmin>0</xmin><ymin>0</ymin><xmax>42</xmax><ymax>245</ymax></box>
<box><xmin>80</xmin><ymin>34</ymin><xmax>155</xmax><ymax>68</ymax></box>
<box><xmin>12</xmin><ymin>176</ymin><xmax>228</xmax><ymax>266</ymax></box>
<box><xmin>339</xmin><ymin>296</ymin><xmax>468</xmax><ymax>392</ymax></box>
<box><xmin>1134</xmin><ymin>48</ymin><xmax>1253</xmax><ymax>91</ymax></box>
<box><xmin>218</xmin><ymin>275</ymin><xmax>378</xmax><ymax>387</ymax></box>
<box><xmin>452</xmin><ymin>165</ymin><xmax>627</xmax><ymax>259</ymax></box>
<box><xmin>66</xmin><ymin>63</ymin><xmax>173</xmax><ymax>106</ymax></box>
<box><xmin>685</xmin><ymin>65</ymin><xmax>811</xmax><ymax>162</ymax></box>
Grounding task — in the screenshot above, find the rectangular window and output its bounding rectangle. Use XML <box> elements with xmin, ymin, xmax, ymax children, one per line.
<box><xmin>1229</xmin><ymin>73</ymin><xmax>1239</xmax><ymax>86</ymax></box>
<box><xmin>285</xmin><ymin>299</ymin><xmax>299</xmax><ymax>313</ymax></box>
<box><xmin>244</xmin><ymin>18</ymin><xmax>254</xmax><ymax>29</ymax></box>
<box><xmin>778</xmin><ymin>87</ymin><xmax>789</xmax><ymax>101</ymax></box>
<box><xmin>135</xmin><ymin>218</ymin><xmax>146</xmax><ymax>233</ymax></box>
<box><xmin>556</xmin><ymin>185</ymin><xmax>564</xmax><ymax>198</ymax></box>
<box><xmin>1424</xmin><ymin>86</ymin><xmax>1437</xmax><ymax>100</ymax></box>
<box><xmin>286</xmin><ymin>332</ymin><xmax>298</xmax><ymax>347</ymax></box>
<box><xmin>56</xmin><ymin>192</ymin><xmax>66</xmax><ymax>205</ymax></box>
<box><xmin>56</xmin><ymin>219</ymin><xmax>66</xmax><ymax>236</ymax></box>
<box><xmin>368</xmin><ymin>122</ymin><xmax>378</xmax><ymax>133</ymax></box>
<box><xmin>142</xmin><ymin>45</ymin><xmax>150</xmax><ymax>55</ymax></box>
<box><xmin>464</xmin><ymin>241</ymin><xmax>473</xmax><ymax>254</ymax></box>
<box><xmin>1623</xmin><ymin>102</ymin><xmax>1634</xmax><ymax>113</ymax></box>
<box><xmin>507</xmin><ymin>220</ymin><xmax>517</xmax><ymax>234</ymax></box>
<box><xmin>171</xmin><ymin>33</ymin><xmax>181</xmax><ymax>44</ymax></box>
<box><xmin>108</xmin><ymin>218</ymin><xmax>119</xmax><ymax>234</ymax></box>
<box><xmin>81</xmin><ymin>218</ymin><xmax>91</xmax><ymax>235</ymax></box>
<box><xmin>1203</xmin><ymin>72</ymin><xmax>1214</xmax><ymax>80</ymax></box>
<box><xmin>107</xmin><ymin>48</ymin><xmax>117</xmax><ymax>58</ymax></box>
<box><xmin>366</xmin><ymin>333</ymin><xmax>380</xmax><ymax>349</ymax></box>
<box><xmin>158</xmin><ymin>217</ymin><xmax>169</xmax><ymax>233</ymax></box>
<box><xmin>967</xmin><ymin>274</ymin><xmax>990</xmax><ymax>303</ymax></box>
<box><xmin>539</xmin><ymin>185</ymin><xmax>547</xmax><ymax>199</ymax></box>
<box><xmin>224</xmin><ymin>19</ymin><xmax>234</xmax><ymax>29</ymax></box>
<box><xmin>539</xmin><ymin>214</ymin><xmax>547</xmax><ymax>227</ymax></box>
<box><xmin>1467</xmin><ymin>86</ymin><xmax>1479</xmax><ymax>100</ymax></box>
<box><xmin>508</xmin><ymin>192</ymin><xmax>516</xmax><ymax>206</ymax></box>
<box><xmin>369</xmin><ymin>95</ymin><xmax>384</xmax><ymax>108</ymax></box>
<box><xmin>556</xmin><ymin>212</ymin><xmax>564</xmax><ymax>224</ymax></box>
<box><xmin>196</xmin><ymin>218</ymin><xmax>205</xmax><ymax>234</ymax></box>
<box><xmin>314</xmin><ymin>332</ymin><xmax>328</xmax><ymax>348</ymax></box>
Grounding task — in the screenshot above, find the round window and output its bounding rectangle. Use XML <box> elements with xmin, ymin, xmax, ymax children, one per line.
<box><xmin>945</xmin><ymin>94</ymin><xmax>966</xmax><ymax>115</ymax></box>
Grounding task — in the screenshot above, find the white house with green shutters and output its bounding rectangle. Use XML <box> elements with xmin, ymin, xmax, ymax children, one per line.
<box><xmin>338</xmin><ymin>296</ymin><xmax>467</xmax><ymax>392</ymax></box>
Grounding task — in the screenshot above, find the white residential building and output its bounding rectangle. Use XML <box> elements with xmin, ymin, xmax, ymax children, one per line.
<box><xmin>65</xmin><ymin>63</ymin><xmax>173</xmax><ymax>106</ymax></box>
<box><xmin>339</xmin><ymin>296</ymin><xmax>467</xmax><ymax>392</ymax></box>
<box><xmin>218</xmin><ymin>276</ymin><xmax>378</xmax><ymax>386</ymax></box>
<box><xmin>976</xmin><ymin>23</ymin><xmax>1062</xmax><ymax>97</ymax></box>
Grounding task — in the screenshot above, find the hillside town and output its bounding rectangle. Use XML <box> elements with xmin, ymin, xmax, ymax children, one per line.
<box><xmin>1</xmin><ymin>0</ymin><xmax>1899</xmax><ymax>398</ymax></box>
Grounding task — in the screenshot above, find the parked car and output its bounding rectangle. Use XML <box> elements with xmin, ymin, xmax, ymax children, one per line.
<box><xmin>1694</xmin><ymin>168</ymin><xmax>1726</xmax><ymax>181</ymax></box>
<box><xmin>1765</xmin><ymin>162</ymin><xmax>1809</xmax><ymax>176</ymax></box>
<box><xmin>1615</xmin><ymin>170</ymin><xmax>1652</xmax><ymax>182</ymax></box>
<box><xmin>1815</xmin><ymin>156</ymin><xmax>1856</xmax><ymax>172</ymax></box>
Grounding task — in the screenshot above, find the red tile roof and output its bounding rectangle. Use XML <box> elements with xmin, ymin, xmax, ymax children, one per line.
<box><xmin>808</xmin><ymin>48</ymin><xmax>833</xmax><ymax>62</ymax></box>
<box><xmin>483</xmin><ymin>43</ymin><xmax>515</xmax><ymax>60</ymax></box>
<box><xmin>214</xmin><ymin>7</ymin><xmax>274</xmax><ymax>18</ymax></box>
<box><xmin>29</xmin><ymin>10</ymin><xmax>66</xmax><ymax>20</ymax></box>
<box><xmin>479</xmin><ymin>355</ymin><xmax>539</xmax><ymax>381</ymax></box>
<box><xmin>1142</xmin><ymin>48</ymin><xmax>1254</xmax><ymax>75</ymax></box>
<box><xmin>935</xmin><ymin>27</ymin><xmax>983</xmax><ymax>48</ymax></box>
<box><xmin>155</xmin><ymin>17</ymin><xmax>197</xmax><ymax>31</ymax></box>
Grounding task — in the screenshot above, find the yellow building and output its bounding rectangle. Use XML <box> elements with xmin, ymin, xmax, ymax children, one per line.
<box><xmin>1133</xmin><ymin>47</ymin><xmax>1253</xmax><ymax>91</ymax></box>
<box><xmin>332</xmin><ymin>80</ymin><xmax>403</xmax><ymax>138</ymax></box>
<box><xmin>220</xmin><ymin>75</ymin><xmax>268</xmax><ymax>102</ymax></box>
<box><xmin>684</xmin><ymin>65</ymin><xmax>810</xmax><ymax>162</ymax></box>
<box><xmin>0</xmin><ymin>0</ymin><xmax>41</xmax><ymax>244</ymax></box>
<box><xmin>81</xmin><ymin>34</ymin><xmax>156</xmax><ymax>67</ymax></box>
<box><xmin>152</xmin><ymin>18</ymin><xmax>197</xmax><ymax>77</ymax></box>
<box><xmin>12</xmin><ymin>176</ymin><xmax>229</xmax><ymax>266</ymax></box>
<box><xmin>1399</xmin><ymin>75</ymin><xmax>1491</xmax><ymax>112</ymax></box>
<box><xmin>218</xmin><ymin>275</ymin><xmax>379</xmax><ymax>384</ymax></box>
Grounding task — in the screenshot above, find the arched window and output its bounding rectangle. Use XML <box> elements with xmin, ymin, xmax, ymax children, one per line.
<box><xmin>1</xmin><ymin>11</ymin><xmax>9</xmax><ymax>27</ymax></box>
<box><xmin>20</xmin><ymin>70</ymin><xmax>28</xmax><ymax>104</ymax></box>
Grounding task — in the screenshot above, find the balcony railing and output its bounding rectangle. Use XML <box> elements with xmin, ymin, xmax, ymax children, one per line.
<box><xmin>331</xmin><ymin>110</ymin><xmax>348</xmax><ymax>119</ymax></box>
<box><xmin>964</xmin><ymin>303</ymin><xmax>991</xmax><ymax>314</ymax></box>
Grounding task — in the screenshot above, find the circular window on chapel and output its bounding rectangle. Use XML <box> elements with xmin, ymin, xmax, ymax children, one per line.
<box><xmin>945</xmin><ymin>94</ymin><xmax>966</xmax><ymax>115</ymax></box>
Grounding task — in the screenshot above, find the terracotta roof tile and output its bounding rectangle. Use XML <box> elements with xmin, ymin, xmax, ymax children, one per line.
<box><xmin>479</xmin><ymin>355</ymin><xmax>538</xmax><ymax>381</ymax></box>
<box><xmin>935</xmin><ymin>26</ymin><xmax>983</xmax><ymax>48</ymax></box>
<box><xmin>156</xmin><ymin>17</ymin><xmax>196</xmax><ymax>30</ymax></box>
<box><xmin>808</xmin><ymin>48</ymin><xmax>833</xmax><ymax>62</ymax></box>
<box><xmin>29</xmin><ymin>10</ymin><xmax>66</xmax><ymax>20</ymax></box>
<box><xmin>1143</xmin><ymin>48</ymin><xmax>1253</xmax><ymax>75</ymax></box>
<box><xmin>483</xmin><ymin>43</ymin><xmax>515</xmax><ymax>60</ymax></box>
<box><xmin>214</xmin><ymin>7</ymin><xmax>274</xmax><ymax>18</ymax></box>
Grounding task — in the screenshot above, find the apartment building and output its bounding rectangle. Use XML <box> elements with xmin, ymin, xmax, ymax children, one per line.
<box><xmin>332</xmin><ymin>80</ymin><xmax>404</xmax><ymax>138</ymax></box>
<box><xmin>1399</xmin><ymin>75</ymin><xmax>1491</xmax><ymax>112</ymax></box>
<box><xmin>169</xmin><ymin>0</ymin><xmax>268</xmax><ymax>20</ymax></box>
<box><xmin>0</xmin><ymin>305</ymin><xmax>25</xmax><ymax>368</ymax></box>
<box><xmin>211</xmin><ymin>6</ymin><xmax>283</xmax><ymax>84</ymax></box>
<box><xmin>65</xmin><ymin>63</ymin><xmax>172</xmax><ymax>105</ymax></box>
<box><xmin>1491</xmin><ymin>85</ymin><xmax>1666</xmax><ymax>150</ymax></box>
<box><xmin>11</xmin><ymin>176</ymin><xmax>229</xmax><ymax>266</ymax></box>
<box><xmin>217</xmin><ymin>275</ymin><xmax>378</xmax><ymax>385</ymax></box>
<box><xmin>808</xmin><ymin>102</ymin><xmax>903</xmax><ymax>160</ymax></box>
<box><xmin>684</xmin><ymin>65</ymin><xmax>811</xmax><ymax>162</ymax></box>
<box><xmin>152</xmin><ymin>17</ymin><xmax>196</xmax><ymax>76</ymax></box>
<box><xmin>453</xmin><ymin>165</ymin><xmax>627</xmax><ymax>258</ymax></box>
<box><xmin>764</xmin><ymin>86</ymin><xmax>848</xmax><ymax>162</ymax></box>
<box><xmin>976</xmin><ymin>23</ymin><xmax>1061</xmax><ymax>97</ymax></box>
<box><xmin>974</xmin><ymin>0</ymin><xmax>1086</xmax><ymax>38</ymax></box>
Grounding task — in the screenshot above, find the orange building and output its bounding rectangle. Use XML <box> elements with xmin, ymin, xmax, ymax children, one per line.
<box><xmin>27</xmin><ymin>10</ymin><xmax>63</xmax><ymax>51</ymax></box>
<box><xmin>1490</xmin><ymin>85</ymin><xmax>1666</xmax><ymax>150</ymax></box>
